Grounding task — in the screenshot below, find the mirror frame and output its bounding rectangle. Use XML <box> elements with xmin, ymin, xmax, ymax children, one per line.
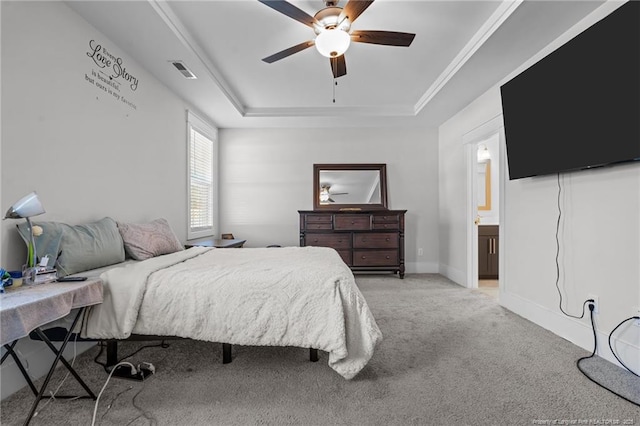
<box><xmin>313</xmin><ymin>163</ymin><xmax>388</xmax><ymax>211</ymax></box>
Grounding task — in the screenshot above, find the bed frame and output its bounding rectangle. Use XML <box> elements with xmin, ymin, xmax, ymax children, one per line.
<box><xmin>31</xmin><ymin>329</ymin><xmax>319</xmax><ymax>371</ymax></box>
<box><xmin>104</xmin><ymin>337</ymin><xmax>319</xmax><ymax>365</ymax></box>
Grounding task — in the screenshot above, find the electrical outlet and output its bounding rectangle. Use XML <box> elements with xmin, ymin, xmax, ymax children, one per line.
<box><xmin>418</xmin><ymin>248</ymin><xmax>423</xmax><ymax>256</ymax></box>
<box><xmin>588</xmin><ymin>294</ymin><xmax>599</xmax><ymax>314</ymax></box>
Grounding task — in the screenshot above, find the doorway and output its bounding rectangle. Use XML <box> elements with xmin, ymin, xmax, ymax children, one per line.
<box><xmin>463</xmin><ymin>115</ymin><xmax>504</xmax><ymax>300</ymax></box>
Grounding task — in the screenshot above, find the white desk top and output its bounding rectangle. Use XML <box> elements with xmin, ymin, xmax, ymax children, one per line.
<box><xmin>0</xmin><ymin>279</ymin><xmax>103</xmax><ymax>345</ymax></box>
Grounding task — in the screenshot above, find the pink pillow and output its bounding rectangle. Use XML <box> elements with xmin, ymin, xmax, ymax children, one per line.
<box><xmin>117</xmin><ymin>218</ymin><xmax>184</xmax><ymax>260</ymax></box>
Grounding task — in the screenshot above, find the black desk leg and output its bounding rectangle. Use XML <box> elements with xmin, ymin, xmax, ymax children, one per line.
<box><xmin>1</xmin><ymin>341</ymin><xmax>38</xmax><ymax>396</ymax></box>
<box><xmin>23</xmin><ymin>308</ymin><xmax>96</xmax><ymax>425</ymax></box>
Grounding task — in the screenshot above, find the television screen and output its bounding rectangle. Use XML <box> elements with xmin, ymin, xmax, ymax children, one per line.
<box><xmin>500</xmin><ymin>1</ymin><xmax>640</xmax><ymax>180</ymax></box>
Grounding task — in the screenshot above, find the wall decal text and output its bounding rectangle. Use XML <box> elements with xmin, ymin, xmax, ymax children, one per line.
<box><xmin>85</xmin><ymin>39</ymin><xmax>139</xmax><ymax>110</ymax></box>
<box><xmin>87</xmin><ymin>40</ymin><xmax>139</xmax><ymax>91</ymax></box>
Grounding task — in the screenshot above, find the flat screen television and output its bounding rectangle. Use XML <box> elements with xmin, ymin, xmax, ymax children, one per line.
<box><xmin>500</xmin><ymin>1</ymin><xmax>640</xmax><ymax>180</ymax></box>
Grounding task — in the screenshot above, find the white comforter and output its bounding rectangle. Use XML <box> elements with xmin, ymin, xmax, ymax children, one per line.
<box><xmin>82</xmin><ymin>246</ymin><xmax>382</xmax><ymax>379</ymax></box>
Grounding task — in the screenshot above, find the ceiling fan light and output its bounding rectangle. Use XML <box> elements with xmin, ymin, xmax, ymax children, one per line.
<box><xmin>315</xmin><ymin>29</ymin><xmax>351</xmax><ymax>58</ymax></box>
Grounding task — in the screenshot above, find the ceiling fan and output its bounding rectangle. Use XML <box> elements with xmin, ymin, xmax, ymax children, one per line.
<box><xmin>320</xmin><ymin>185</ymin><xmax>348</xmax><ymax>202</ymax></box>
<box><xmin>259</xmin><ymin>0</ymin><xmax>416</xmax><ymax>78</ymax></box>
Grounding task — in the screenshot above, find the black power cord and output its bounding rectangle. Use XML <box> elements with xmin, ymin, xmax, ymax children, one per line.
<box><xmin>93</xmin><ymin>340</ymin><xmax>169</xmax><ymax>373</ymax></box>
<box><xmin>608</xmin><ymin>317</ymin><xmax>640</xmax><ymax>378</ymax></box>
<box><xmin>554</xmin><ymin>174</ymin><xmax>592</xmax><ymax>319</ymax></box>
<box><xmin>576</xmin><ymin>303</ymin><xmax>640</xmax><ymax>407</ymax></box>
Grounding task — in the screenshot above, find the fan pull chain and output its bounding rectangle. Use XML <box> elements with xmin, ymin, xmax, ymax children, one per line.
<box><xmin>332</xmin><ymin>79</ymin><xmax>338</xmax><ymax>103</ymax></box>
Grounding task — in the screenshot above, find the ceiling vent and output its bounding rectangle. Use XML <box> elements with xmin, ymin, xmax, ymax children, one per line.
<box><xmin>170</xmin><ymin>61</ymin><xmax>197</xmax><ymax>79</ymax></box>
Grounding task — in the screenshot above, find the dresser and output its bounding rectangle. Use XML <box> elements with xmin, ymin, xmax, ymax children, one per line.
<box><xmin>299</xmin><ymin>210</ymin><xmax>406</xmax><ymax>278</ymax></box>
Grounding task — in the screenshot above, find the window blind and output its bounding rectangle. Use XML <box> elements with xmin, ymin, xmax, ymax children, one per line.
<box><xmin>187</xmin><ymin>111</ymin><xmax>217</xmax><ymax>240</ymax></box>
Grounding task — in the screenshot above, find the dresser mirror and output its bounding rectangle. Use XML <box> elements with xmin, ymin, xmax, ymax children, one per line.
<box><xmin>313</xmin><ymin>164</ymin><xmax>388</xmax><ymax>211</ymax></box>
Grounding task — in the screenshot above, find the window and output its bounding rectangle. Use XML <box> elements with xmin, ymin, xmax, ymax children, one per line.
<box><xmin>187</xmin><ymin>111</ymin><xmax>218</xmax><ymax>240</ymax></box>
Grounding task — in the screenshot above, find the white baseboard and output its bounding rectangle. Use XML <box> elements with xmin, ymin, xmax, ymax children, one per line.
<box><xmin>1</xmin><ymin>337</ymin><xmax>96</xmax><ymax>400</ymax></box>
<box><xmin>500</xmin><ymin>289</ymin><xmax>640</xmax><ymax>373</ymax></box>
<box><xmin>405</xmin><ymin>261</ymin><xmax>439</xmax><ymax>274</ymax></box>
<box><xmin>438</xmin><ymin>263</ymin><xmax>466</xmax><ymax>286</ymax></box>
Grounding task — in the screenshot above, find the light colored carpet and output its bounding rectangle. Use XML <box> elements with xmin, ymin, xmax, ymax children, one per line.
<box><xmin>1</xmin><ymin>274</ymin><xmax>638</xmax><ymax>425</ymax></box>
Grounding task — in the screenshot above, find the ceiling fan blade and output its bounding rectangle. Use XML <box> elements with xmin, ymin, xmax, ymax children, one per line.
<box><xmin>331</xmin><ymin>192</ymin><xmax>348</xmax><ymax>195</ymax></box>
<box><xmin>351</xmin><ymin>30</ymin><xmax>415</xmax><ymax>47</ymax></box>
<box><xmin>339</xmin><ymin>0</ymin><xmax>374</xmax><ymax>24</ymax></box>
<box><xmin>258</xmin><ymin>0</ymin><xmax>319</xmax><ymax>29</ymax></box>
<box><xmin>330</xmin><ymin>55</ymin><xmax>347</xmax><ymax>78</ymax></box>
<box><xmin>328</xmin><ymin>198</ymin><xmax>335</xmax><ymax>203</ymax></box>
<box><xmin>262</xmin><ymin>40</ymin><xmax>314</xmax><ymax>63</ymax></box>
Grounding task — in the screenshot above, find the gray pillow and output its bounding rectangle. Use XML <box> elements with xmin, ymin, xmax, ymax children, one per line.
<box><xmin>56</xmin><ymin>217</ymin><xmax>125</xmax><ymax>277</ymax></box>
<box><xmin>117</xmin><ymin>218</ymin><xmax>184</xmax><ymax>260</ymax></box>
<box><xmin>19</xmin><ymin>217</ymin><xmax>125</xmax><ymax>276</ymax></box>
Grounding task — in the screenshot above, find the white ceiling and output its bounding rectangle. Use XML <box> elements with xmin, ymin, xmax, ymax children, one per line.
<box><xmin>66</xmin><ymin>0</ymin><xmax>604</xmax><ymax>129</ymax></box>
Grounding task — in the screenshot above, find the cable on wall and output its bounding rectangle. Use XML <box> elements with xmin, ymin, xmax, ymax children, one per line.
<box><xmin>554</xmin><ymin>173</ymin><xmax>592</xmax><ymax>318</ymax></box>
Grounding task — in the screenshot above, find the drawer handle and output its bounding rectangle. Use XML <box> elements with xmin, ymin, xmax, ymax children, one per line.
<box><xmin>386</xmin><ymin>255</ymin><xmax>390</xmax><ymax>259</ymax></box>
<box><xmin>385</xmin><ymin>238</ymin><xmax>390</xmax><ymax>242</ymax></box>
<box><xmin>361</xmin><ymin>256</ymin><xmax>366</xmax><ymax>259</ymax></box>
<box><xmin>313</xmin><ymin>239</ymin><xmax>318</xmax><ymax>243</ymax></box>
<box><xmin>351</xmin><ymin>221</ymin><xmax>355</xmax><ymax>225</ymax></box>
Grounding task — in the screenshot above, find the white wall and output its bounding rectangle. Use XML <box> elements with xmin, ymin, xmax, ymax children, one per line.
<box><xmin>1</xmin><ymin>1</ymin><xmax>207</xmax><ymax>398</ymax></box>
<box><xmin>438</xmin><ymin>3</ymin><xmax>640</xmax><ymax>372</ymax></box>
<box><xmin>438</xmin><ymin>89</ymin><xmax>503</xmax><ymax>284</ymax></box>
<box><xmin>219</xmin><ymin>127</ymin><xmax>440</xmax><ymax>274</ymax></box>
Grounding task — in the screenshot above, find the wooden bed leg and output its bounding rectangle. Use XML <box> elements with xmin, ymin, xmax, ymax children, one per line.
<box><xmin>106</xmin><ymin>341</ymin><xmax>118</xmax><ymax>367</ymax></box>
<box><xmin>310</xmin><ymin>348</ymin><xmax>319</xmax><ymax>362</ymax></box>
<box><xmin>222</xmin><ymin>343</ymin><xmax>232</xmax><ymax>364</ymax></box>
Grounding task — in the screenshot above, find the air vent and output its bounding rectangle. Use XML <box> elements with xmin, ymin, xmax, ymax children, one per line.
<box><xmin>170</xmin><ymin>60</ymin><xmax>197</xmax><ymax>79</ymax></box>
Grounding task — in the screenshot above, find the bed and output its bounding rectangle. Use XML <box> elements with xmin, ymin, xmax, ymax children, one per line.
<box><xmin>21</xmin><ymin>217</ymin><xmax>383</xmax><ymax>380</ymax></box>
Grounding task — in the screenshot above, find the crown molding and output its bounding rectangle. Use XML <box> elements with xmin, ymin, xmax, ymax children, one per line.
<box><xmin>414</xmin><ymin>0</ymin><xmax>523</xmax><ymax>115</ymax></box>
<box><xmin>148</xmin><ymin>0</ymin><xmax>246</xmax><ymax>115</ymax></box>
<box><xmin>149</xmin><ymin>0</ymin><xmax>520</xmax><ymax>121</ymax></box>
<box><xmin>243</xmin><ymin>105</ymin><xmax>416</xmax><ymax>118</ymax></box>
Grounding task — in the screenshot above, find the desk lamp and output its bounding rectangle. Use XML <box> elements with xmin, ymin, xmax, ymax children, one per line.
<box><xmin>3</xmin><ymin>191</ymin><xmax>46</xmax><ymax>283</ymax></box>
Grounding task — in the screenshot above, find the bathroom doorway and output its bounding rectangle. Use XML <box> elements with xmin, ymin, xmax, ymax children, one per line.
<box><xmin>463</xmin><ymin>115</ymin><xmax>503</xmax><ymax>301</ymax></box>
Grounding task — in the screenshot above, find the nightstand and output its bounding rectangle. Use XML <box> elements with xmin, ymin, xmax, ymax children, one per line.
<box><xmin>185</xmin><ymin>237</ymin><xmax>246</xmax><ymax>249</ymax></box>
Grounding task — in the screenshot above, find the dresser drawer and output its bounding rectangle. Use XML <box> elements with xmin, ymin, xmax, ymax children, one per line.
<box><xmin>334</xmin><ymin>215</ymin><xmax>371</xmax><ymax>231</ymax></box>
<box><xmin>372</xmin><ymin>214</ymin><xmax>399</xmax><ymax>223</ymax></box>
<box><xmin>372</xmin><ymin>214</ymin><xmax>399</xmax><ymax>230</ymax></box>
<box><xmin>372</xmin><ymin>222</ymin><xmax>399</xmax><ymax>230</ymax></box>
<box><xmin>306</xmin><ymin>214</ymin><xmax>332</xmax><ymax>223</ymax></box>
<box><xmin>305</xmin><ymin>214</ymin><xmax>333</xmax><ymax>230</ymax></box>
<box><xmin>353</xmin><ymin>233</ymin><xmax>398</xmax><ymax>249</ymax></box>
<box><xmin>353</xmin><ymin>250</ymin><xmax>399</xmax><ymax>266</ymax></box>
<box><xmin>306</xmin><ymin>222</ymin><xmax>333</xmax><ymax>230</ymax></box>
<box><xmin>305</xmin><ymin>234</ymin><xmax>350</xmax><ymax>249</ymax></box>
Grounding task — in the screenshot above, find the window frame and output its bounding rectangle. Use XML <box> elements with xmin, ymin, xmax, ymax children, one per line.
<box><xmin>186</xmin><ymin>110</ymin><xmax>218</xmax><ymax>240</ymax></box>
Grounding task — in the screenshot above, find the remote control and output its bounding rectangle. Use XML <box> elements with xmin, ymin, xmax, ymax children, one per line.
<box><xmin>57</xmin><ymin>276</ymin><xmax>88</xmax><ymax>282</ymax></box>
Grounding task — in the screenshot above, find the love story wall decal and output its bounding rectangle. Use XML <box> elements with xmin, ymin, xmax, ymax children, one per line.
<box><xmin>84</xmin><ymin>39</ymin><xmax>139</xmax><ymax>110</ymax></box>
